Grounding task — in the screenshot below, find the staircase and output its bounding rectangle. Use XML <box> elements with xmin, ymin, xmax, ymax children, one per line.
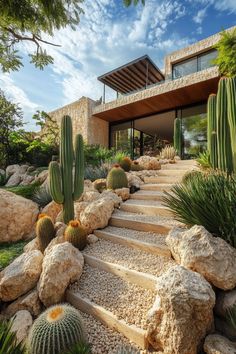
<box><xmin>66</xmin><ymin>160</ymin><xmax>197</xmax><ymax>353</ymax></box>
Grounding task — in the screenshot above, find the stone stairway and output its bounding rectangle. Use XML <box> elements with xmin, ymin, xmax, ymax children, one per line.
<box><xmin>66</xmin><ymin>160</ymin><xmax>197</xmax><ymax>353</ymax></box>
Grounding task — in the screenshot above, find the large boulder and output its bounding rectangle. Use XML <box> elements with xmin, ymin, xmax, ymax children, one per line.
<box><xmin>6</xmin><ymin>164</ymin><xmax>20</xmax><ymax>178</ymax></box>
<box><xmin>24</xmin><ymin>238</ymin><xmax>39</xmax><ymax>253</ymax></box>
<box><xmin>126</xmin><ymin>172</ymin><xmax>143</xmax><ymax>188</ymax></box>
<box><xmin>38</xmin><ymin>242</ymin><xmax>84</xmax><ymax>307</ymax></box>
<box><xmin>0</xmin><ymin>190</ymin><xmax>39</xmax><ymax>243</ymax></box>
<box><xmin>34</xmin><ymin>169</ymin><xmax>48</xmax><ymax>184</ymax></box>
<box><xmin>166</xmin><ymin>225</ymin><xmax>236</xmax><ymax>290</ymax></box>
<box><xmin>5</xmin><ymin>173</ymin><xmax>21</xmax><ymax>187</ymax></box>
<box><xmin>204</xmin><ymin>334</ymin><xmax>236</xmax><ymax>354</ymax></box>
<box><xmin>80</xmin><ymin>198</ymin><xmax>115</xmax><ymax>233</ymax></box>
<box><xmin>5</xmin><ymin>165</ymin><xmax>29</xmax><ymax>186</ymax></box>
<box><xmin>74</xmin><ymin>201</ymin><xmax>89</xmax><ymax>220</ymax></box>
<box><xmin>136</xmin><ymin>156</ymin><xmax>161</xmax><ymax>170</ymax></box>
<box><xmin>11</xmin><ymin>310</ymin><xmax>33</xmax><ymax>344</ymax></box>
<box><xmin>147</xmin><ymin>265</ymin><xmax>215</xmax><ymax>354</ymax></box>
<box><xmin>100</xmin><ymin>190</ymin><xmax>122</xmax><ymax>208</ymax></box>
<box><xmin>41</xmin><ymin>201</ymin><xmax>62</xmax><ymax>223</ymax></box>
<box><xmin>3</xmin><ymin>289</ymin><xmax>42</xmax><ymax>318</ymax></box>
<box><xmin>20</xmin><ymin>174</ymin><xmax>35</xmax><ymax>186</ymax></box>
<box><xmin>114</xmin><ymin>188</ymin><xmax>130</xmax><ymax>201</ymax></box>
<box><xmin>0</xmin><ymin>251</ymin><xmax>43</xmax><ymax>302</ymax></box>
<box><xmin>80</xmin><ymin>190</ymin><xmax>100</xmax><ymax>203</ymax></box>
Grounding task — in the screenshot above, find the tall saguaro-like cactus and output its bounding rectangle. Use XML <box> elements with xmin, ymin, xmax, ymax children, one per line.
<box><xmin>216</xmin><ymin>77</ymin><xmax>233</xmax><ymax>174</ymax></box>
<box><xmin>49</xmin><ymin>115</ymin><xmax>84</xmax><ymax>224</ymax></box>
<box><xmin>207</xmin><ymin>94</ymin><xmax>218</xmax><ymax>168</ymax></box>
<box><xmin>227</xmin><ymin>77</ymin><xmax>236</xmax><ymax>172</ymax></box>
<box><xmin>174</xmin><ymin>118</ymin><xmax>181</xmax><ymax>156</ymax></box>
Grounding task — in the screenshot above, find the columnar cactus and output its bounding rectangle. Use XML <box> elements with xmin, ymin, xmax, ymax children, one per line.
<box><xmin>64</xmin><ymin>220</ymin><xmax>87</xmax><ymax>250</ymax></box>
<box><xmin>107</xmin><ymin>164</ymin><xmax>128</xmax><ymax>189</ymax></box>
<box><xmin>49</xmin><ymin>115</ymin><xmax>84</xmax><ymax>224</ymax></box>
<box><xmin>36</xmin><ymin>214</ymin><xmax>55</xmax><ymax>252</ymax></box>
<box><xmin>216</xmin><ymin>77</ymin><xmax>233</xmax><ymax>173</ymax></box>
<box><xmin>207</xmin><ymin>94</ymin><xmax>218</xmax><ymax>168</ymax></box>
<box><xmin>174</xmin><ymin>118</ymin><xmax>181</xmax><ymax>156</ymax></box>
<box><xmin>28</xmin><ymin>304</ymin><xmax>86</xmax><ymax>354</ymax></box>
<box><xmin>227</xmin><ymin>77</ymin><xmax>236</xmax><ymax>172</ymax></box>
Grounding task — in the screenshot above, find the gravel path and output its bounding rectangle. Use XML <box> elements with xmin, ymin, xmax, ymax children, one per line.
<box><xmin>71</xmin><ymin>265</ymin><xmax>155</xmax><ymax>330</ymax></box>
<box><xmin>83</xmin><ymin>239</ymin><xmax>175</xmax><ymax>276</ymax></box>
<box><xmin>124</xmin><ymin>199</ymin><xmax>165</xmax><ymax>206</ymax></box>
<box><xmin>113</xmin><ymin>209</ymin><xmax>185</xmax><ymax>228</ymax></box>
<box><xmin>104</xmin><ymin>226</ymin><xmax>167</xmax><ymax>246</ymax></box>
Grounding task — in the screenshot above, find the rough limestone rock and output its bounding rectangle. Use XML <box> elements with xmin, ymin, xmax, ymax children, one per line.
<box><xmin>0</xmin><ymin>190</ymin><xmax>39</xmax><ymax>243</ymax></box>
<box><xmin>11</xmin><ymin>310</ymin><xmax>33</xmax><ymax>344</ymax></box>
<box><xmin>147</xmin><ymin>265</ymin><xmax>215</xmax><ymax>354</ymax></box>
<box><xmin>74</xmin><ymin>201</ymin><xmax>89</xmax><ymax>220</ymax></box>
<box><xmin>100</xmin><ymin>190</ymin><xmax>122</xmax><ymax>208</ymax></box>
<box><xmin>55</xmin><ymin>222</ymin><xmax>67</xmax><ymax>237</ymax></box>
<box><xmin>87</xmin><ymin>234</ymin><xmax>99</xmax><ymax>244</ymax></box>
<box><xmin>126</xmin><ymin>172</ymin><xmax>143</xmax><ymax>188</ymax></box>
<box><xmin>20</xmin><ymin>174</ymin><xmax>35</xmax><ymax>186</ymax></box>
<box><xmin>81</xmin><ymin>190</ymin><xmax>100</xmax><ymax>202</ymax></box>
<box><xmin>80</xmin><ymin>198</ymin><xmax>115</xmax><ymax>233</ymax></box>
<box><xmin>204</xmin><ymin>334</ymin><xmax>236</xmax><ymax>354</ymax></box>
<box><xmin>0</xmin><ymin>251</ymin><xmax>43</xmax><ymax>302</ymax></box>
<box><xmin>84</xmin><ymin>179</ymin><xmax>95</xmax><ymax>191</ymax></box>
<box><xmin>166</xmin><ymin>225</ymin><xmax>236</xmax><ymax>290</ymax></box>
<box><xmin>93</xmin><ymin>178</ymin><xmax>107</xmax><ymax>192</ymax></box>
<box><xmin>24</xmin><ymin>238</ymin><xmax>39</xmax><ymax>253</ymax></box>
<box><xmin>3</xmin><ymin>289</ymin><xmax>42</xmax><ymax>318</ymax></box>
<box><xmin>34</xmin><ymin>169</ymin><xmax>48</xmax><ymax>184</ymax></box>
<box><xmin>41</xmin><ymin>201</ymin><xmax>62</xmax><ymax>222</ymax></box>
<box><xmin>114</xmin><ymin>188</ymin><xmax>130</xmax><ymax>201</ymax></box>
<box><xmin>38</xmin><ymin>242</ymin><xmax>84</xmax><ymax>307</ymax></box>
<box><xmin>6</xmin><ymin>164</ymin><xmax>20</xmax><ymax>178</ymax></box>
<box><xmin>45</xmin><ymin>231</ymin><xmax>65</xmax><ymax>253</ymax></box>
<box><xmin>5</xmin><ymin>173</ymin><xmax>22</xmax><ymax>187</ymax></box>
<box><xmin>137</xmin><ymin>156</ymin><xmax>161</xmax><ymax>170</ymax></box>
<box><xmin>215</xmin><ymin>290</ymin><xmax>236</xmax><ymax>318</ymax></box>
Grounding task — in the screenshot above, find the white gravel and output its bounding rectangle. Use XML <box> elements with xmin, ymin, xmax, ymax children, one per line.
<box><xmin>70</xmin><ymin>265</ymin><xmax>155</xmax><ymax>330</ymax></box>
<box><xmin>104</xmin><ymin>226</ymin><xmax>167</xmax><ymax>246</ymax></box>
<box><xmin>83</xmin><ymin>239</ymin><xmax>175</xmax><ymax>277</ymax></box>
<box><xmin>124</xmin><ymin>199</ymin><xmax>165</xmax><ymax>206</ymax></box>
<box><xmin>113</xmin><ymin>209</ymin><xmax>185</xmax><ymax>228</ymax></box>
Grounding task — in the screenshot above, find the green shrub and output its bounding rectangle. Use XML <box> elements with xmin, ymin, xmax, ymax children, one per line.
<box><xmin>84</xmin><ymin>165</ymin><xmax>109</xmax><ymax>181</ymax></box>
<box><xmin>163</xmin><ymin>171</ymin><xmax>236</xmax><ymax>248</ymax></box>
<box><xmin>4</xmin><ymin>181</ymin><xmax>42</xmax><ymax>200</ymax></box>
<box><xmin>32</xmin><ymin>184</ymin><xmax>52</xmax><ymax>207</ymax></box>
<box><xmin>84</xmin><ymin>144</ymin><xmax>115</xmax><ymax>167</ymax></box>
<box><xmin>196</xmin><ymin>151</ymin><xmax>212</xmax><ymax>169</ymax></box>
<box><xmin>0</xmin><ymin>241</ymin><xmax>27</xmax><ymax>271</ymax></box>
<box><xmin>0</xmin><ymin>321</ymin><xmax>26</xmax><ymax>354</ymax></box>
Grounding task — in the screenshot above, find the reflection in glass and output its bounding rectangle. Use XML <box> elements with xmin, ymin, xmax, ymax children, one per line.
<box><xmin>198</xmin><ymin>50</ymin><xmax>218</xmax><ymax>71</ymax></box>
<box><xmin>110</xmin><ymin>122</ymin><xmax>132</xmax><ymax>155</ymax></box>
<box><xmin>172</xmin><ymin>57</ymin><xmax>197</xmax><ymax>79</ymax></box>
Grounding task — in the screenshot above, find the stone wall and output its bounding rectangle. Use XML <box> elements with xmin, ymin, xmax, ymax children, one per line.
<box><xmin>49</xmin><ymin>97</ymin><xmax>109</xmax><ymax>147</ymax></box>
<box><xmin>165</xmin><ymin>25</ymin><xmax>236</xmax><ymax>77</ymax></box>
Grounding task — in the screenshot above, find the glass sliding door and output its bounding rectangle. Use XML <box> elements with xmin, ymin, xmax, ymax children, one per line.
<box><xmin>110</xmin><ymin>121</ymin><xmax>133</xmax><ymax>156</ymax></box>
<box><xmin>181</xmin><ymin>104</ymin><xmax>207</xmax><ymax>158</ymax></box>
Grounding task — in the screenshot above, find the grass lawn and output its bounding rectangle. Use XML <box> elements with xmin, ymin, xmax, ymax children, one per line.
<box><xmin>0</xmin><ymin>240</ymin><xmax>28</xmax><ymax>271</ymax></box>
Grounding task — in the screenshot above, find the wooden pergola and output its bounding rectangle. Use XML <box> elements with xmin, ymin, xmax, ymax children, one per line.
<box><xmin>98</xmin><ymin>55</ymin><xmax>164</xmax><ymax>102</ymax></box>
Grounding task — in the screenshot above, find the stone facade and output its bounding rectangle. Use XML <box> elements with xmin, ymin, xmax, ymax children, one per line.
<box><xmin>49</xmin><ymin>97</ymin><xmax>109</xmax><ymax>147</ymax></box>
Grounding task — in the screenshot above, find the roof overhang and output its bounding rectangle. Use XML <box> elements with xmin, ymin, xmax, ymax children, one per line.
<box><xmin>93</xmin><ymin>67</ymin><xmax>220</xmax><ymax>123</ymax></box>
<box><xmin>97</xmin><ymin>55</ymin><xmax>164</xmax><ymax>94</ymax></box>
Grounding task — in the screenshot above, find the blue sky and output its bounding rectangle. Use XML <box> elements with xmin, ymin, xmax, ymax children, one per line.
<box><xmin>0</xmin><ymin>0</ymin><xmax>235</xmax><ymax>130</ymax></box>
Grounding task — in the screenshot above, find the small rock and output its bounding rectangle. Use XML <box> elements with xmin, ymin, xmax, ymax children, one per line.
<box><xmin>114</xmin><ymin>188</ymin><xmax>130</xmax><ymax>201</ymax></box>
<box><xmin>0</xmin><ymin>250</ymin><xmax>43</xmax><ymax>301</ymax></box>
<box><xmin>136</xmin><ymin>156</ymin><xmax>161</xmax><ymax>170</ymax></box>
<box><xmin>24</xmin><ymin>238</ymin><xmax>39</xmax><ymax>253</ymax></box>
<box><xmin>41</xmin><ymin>201</ymin><xmax>62</xmax><ymax>223</ymax></box>
<box><xmin>204</xmin><ymin>334</ymin><xmax>236</xmax><ymax>354</ymax></box>
<box><xmin>126</xmin><ymin>173</ymin><xmax>143</xmax><ymax>188</ymax></box>
<box><xmin>5</xmin><ymin>173</ymin><xmax>22</xmax><ymax>187</ymax></box>
<box><xmin>34</xmin><ymin>169</ymin><xmax>48</xmax><ymax>184</ymax></box>
<box><xmin>11</xmin><ymin>310</ymin><xmax>33</xmax><ymax>344</ymax></box>
<box><xmin>87</xmin><ymin>234</ymin><xmax>99</xmax><ymax>244</ymax></box>
<box><xmin>6</xmin><ymin>164</ymin><xmax>20</xmax><ymax>178</ymax></box>
<box><xmin>93</xmin><ymin>179</ymin><xmax>107</xmax><ymax>193</ymax></box>
<box><xmin>100</xmin><ymin>190</ymin><xmax>122</xmax><ymax>208</ymax></box>
<box><xmin>20</xmin><ymin>174</ymin><xmax>35</xmax><ymax>186</ymax></box>
<box><xmin>166</xmin><ymin>225</ymin><xmax>236</xmax><ymax>290</ymax></box>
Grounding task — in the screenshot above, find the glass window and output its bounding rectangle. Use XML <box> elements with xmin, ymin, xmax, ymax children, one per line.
<box><xmin>110</xmin><ymin>121</ymin><xmax>133</xmax><ymax>155</ymax></box>
<box><xmin>172</xmin><ymin>57</ymin><xmax>197</xmax><ymax>79</ymax></box>
<box><xmin>198</xmin><ymin>50</ymin><xmax>218</xmax><ymax>71</ymax></box>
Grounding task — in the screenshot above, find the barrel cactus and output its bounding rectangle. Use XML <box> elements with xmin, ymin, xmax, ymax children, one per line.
<box><xmin>131</xmin><ymin>161</ymin><xmax>142</xmax><ymax>171</ymax></box>
<box><xmin>119</xmin><ymin>157</ymin><xmax>132</xmax><ymax>172</ymax></box>
<box><xmin>217</xmin><ymin>77</ymin><xmax>233</xmax><ymax>174</ymax></box>
<box><xmin>107</xmin><ymin>164</ymin><xmax>128</xmax><ymax>189</ymax></box>
<box><xmin>207</xmin><ymin>93</ymin><xmax>218</xmax><ymax>169</ymax></box>
<box><xmin>36</xmin><ymin>214</ymin><xmax>55</xmax><ymax>252</ymax></box>
<box><xmin>28</xmin><ymin>304</ymin><xmax>86</xmax><ymax>354</ymax></box>
<box><xmin>174</xmin><ymin>117</ymin><xmax>181</xmax><ymax>156</ymax></box>
<box><xmin>161</xmin><ymin>145</ymin><xmax>176</xmax><ymax>160</ymax></box>
<box><xmin>227</xmin><ymin>77</ymin><xmax>236</xmax><ymax>173</ymax></box>
<box><xmin>49</xmin><ymin>115</ymin><xmax>84</xmax><ymax>224</ymax></box>
<box><xmin>64</xmin><ymin>220</ymin><xmax>87</xmax><ymax>250</ymax></box>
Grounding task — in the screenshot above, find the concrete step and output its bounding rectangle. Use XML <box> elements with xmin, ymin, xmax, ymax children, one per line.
<box><xmin>120</xmin><ymin>200</ymin><xmax>173</xmax><ymax>217</ymax></box>
<box><xmin>94</xmin><ymin>227</ymin><xmax>171</xmax><ymax>258</ymax></box>
<box><xmin>156</xmin><ymin>169</ymin><xmax>188</xmax><ymax>176</ymax></box>
<box><xmin>144</xmin><ymin>176</ymin><xmax>182</xmax><ymax>184</ymax></box>
<box><xmin>130</xmin><ymin>190</ymin><xmax>165</xmax><ymax>201</ymax></box>
<box><xmin>140</xmin><ymin>183</ymin><xmax>173</xmax><ymax>192</ymax></box>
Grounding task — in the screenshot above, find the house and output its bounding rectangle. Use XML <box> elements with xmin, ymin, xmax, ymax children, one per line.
<box><xmin>49</xmin><ymin>26</ymin><xmax>235</xmax><ymax>159</ymax></box>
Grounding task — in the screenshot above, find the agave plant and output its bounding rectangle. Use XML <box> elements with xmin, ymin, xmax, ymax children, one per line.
<box><xmin>163</xmin><ymin>170</ymin><xmax>236</xmax><ymax>248</ymax></box>
<box><xmin>63</xmin><ymin>342</ymin><xmax>91</xmax><ymax>354</ymax></box>
<box><xmin>0</xmin><ymin>321</ymin><xmax>26</xmax><ymax>354</ymax></box>
<box><xmin>196</xmin><ymin>151</ymin><xmax>212</xmax><ymax>169</ymax></box>
<box><xmin>32</xmin><ymin>184</ymin><xmax>52</xmax><ymax>207</ymax></box>
<box><xmin>84</xmin><ymin>164</ymin><xmax>109</xmax><ymax>181</ymax></box>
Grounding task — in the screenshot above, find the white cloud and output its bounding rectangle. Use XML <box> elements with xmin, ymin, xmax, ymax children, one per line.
<box><xmin>193</xmin><ymin>7</ymin><xmax>207</xmax><ymax>24</ymax></box>
<box><xmin>192</xmin><ymin>0</ymin><xmax>236</xmax><ymax>13</ymax></box>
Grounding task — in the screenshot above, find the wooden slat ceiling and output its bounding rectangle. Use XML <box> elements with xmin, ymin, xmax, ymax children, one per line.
<box><xmin>98</xmin><ymin>55</ymin><xmax>165</xmax><ymax>94</ymax></box>
<box><xmin>93</xmin><ymin>76</ymin><xmax>220</xmax><ymax>122</ymax></box>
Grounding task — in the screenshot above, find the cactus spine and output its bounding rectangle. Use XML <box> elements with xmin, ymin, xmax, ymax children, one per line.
<box><xmin>119</xmin><ymin>157</ymin><xmax>132</xmax><ymax>172</ymax></box>
<box><xmin>49</xmin><ymin>115</ymin><xmax>84</xmax><ymax>224</ymax></box>
<box><xmin>216</xmin><ymin>78</ymin><xmax>233</xmax><ymax>174</ymax></box>
<box><xmin>207</xmin><ymin>94</ymin><xmax>218</xmax><ymax>168</ymax></box>
<box><xmin>227</xmin><ymin>77</ymin><xmax>236</xmax><ymax>172</ymax></box>
<box><xmin>107</xmin><ymin>164</ymin><xmax>128</xmax><ymax>189</ymax></box>
<box><xmin>64</xmin><ymin>220</ymin><xmax>87</xmax><ymax>250</ymax></box>
<box><xmin>28</xmin><ymin>304</ymin><xmax>86</xmax><ymax>354</ymax></box>
<box><xmin>36</xmin><ymin>214</ymin><xmax>55</xmax><ymax>252</ymax></box>
<box><xmin>174</xmin><ymin>118</ymin><xmax>181</xmax><ymax>156</ymax></box>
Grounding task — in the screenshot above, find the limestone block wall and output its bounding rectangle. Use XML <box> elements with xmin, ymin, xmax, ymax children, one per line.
<box><xmin>165</xmin><ymin>25</ymin><xmax>236</xmax><ymax>77</ymax></box>
<box><xmin>49</xmin><ymin>97</ymin><xmax>109</xmax><ymax>147</ymax></box>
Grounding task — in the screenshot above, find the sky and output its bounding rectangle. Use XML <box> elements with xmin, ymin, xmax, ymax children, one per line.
<box><xmin>0</xmin><ymin>0</ymin><xmax>235</xmax><ymax>130</ymax></box>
